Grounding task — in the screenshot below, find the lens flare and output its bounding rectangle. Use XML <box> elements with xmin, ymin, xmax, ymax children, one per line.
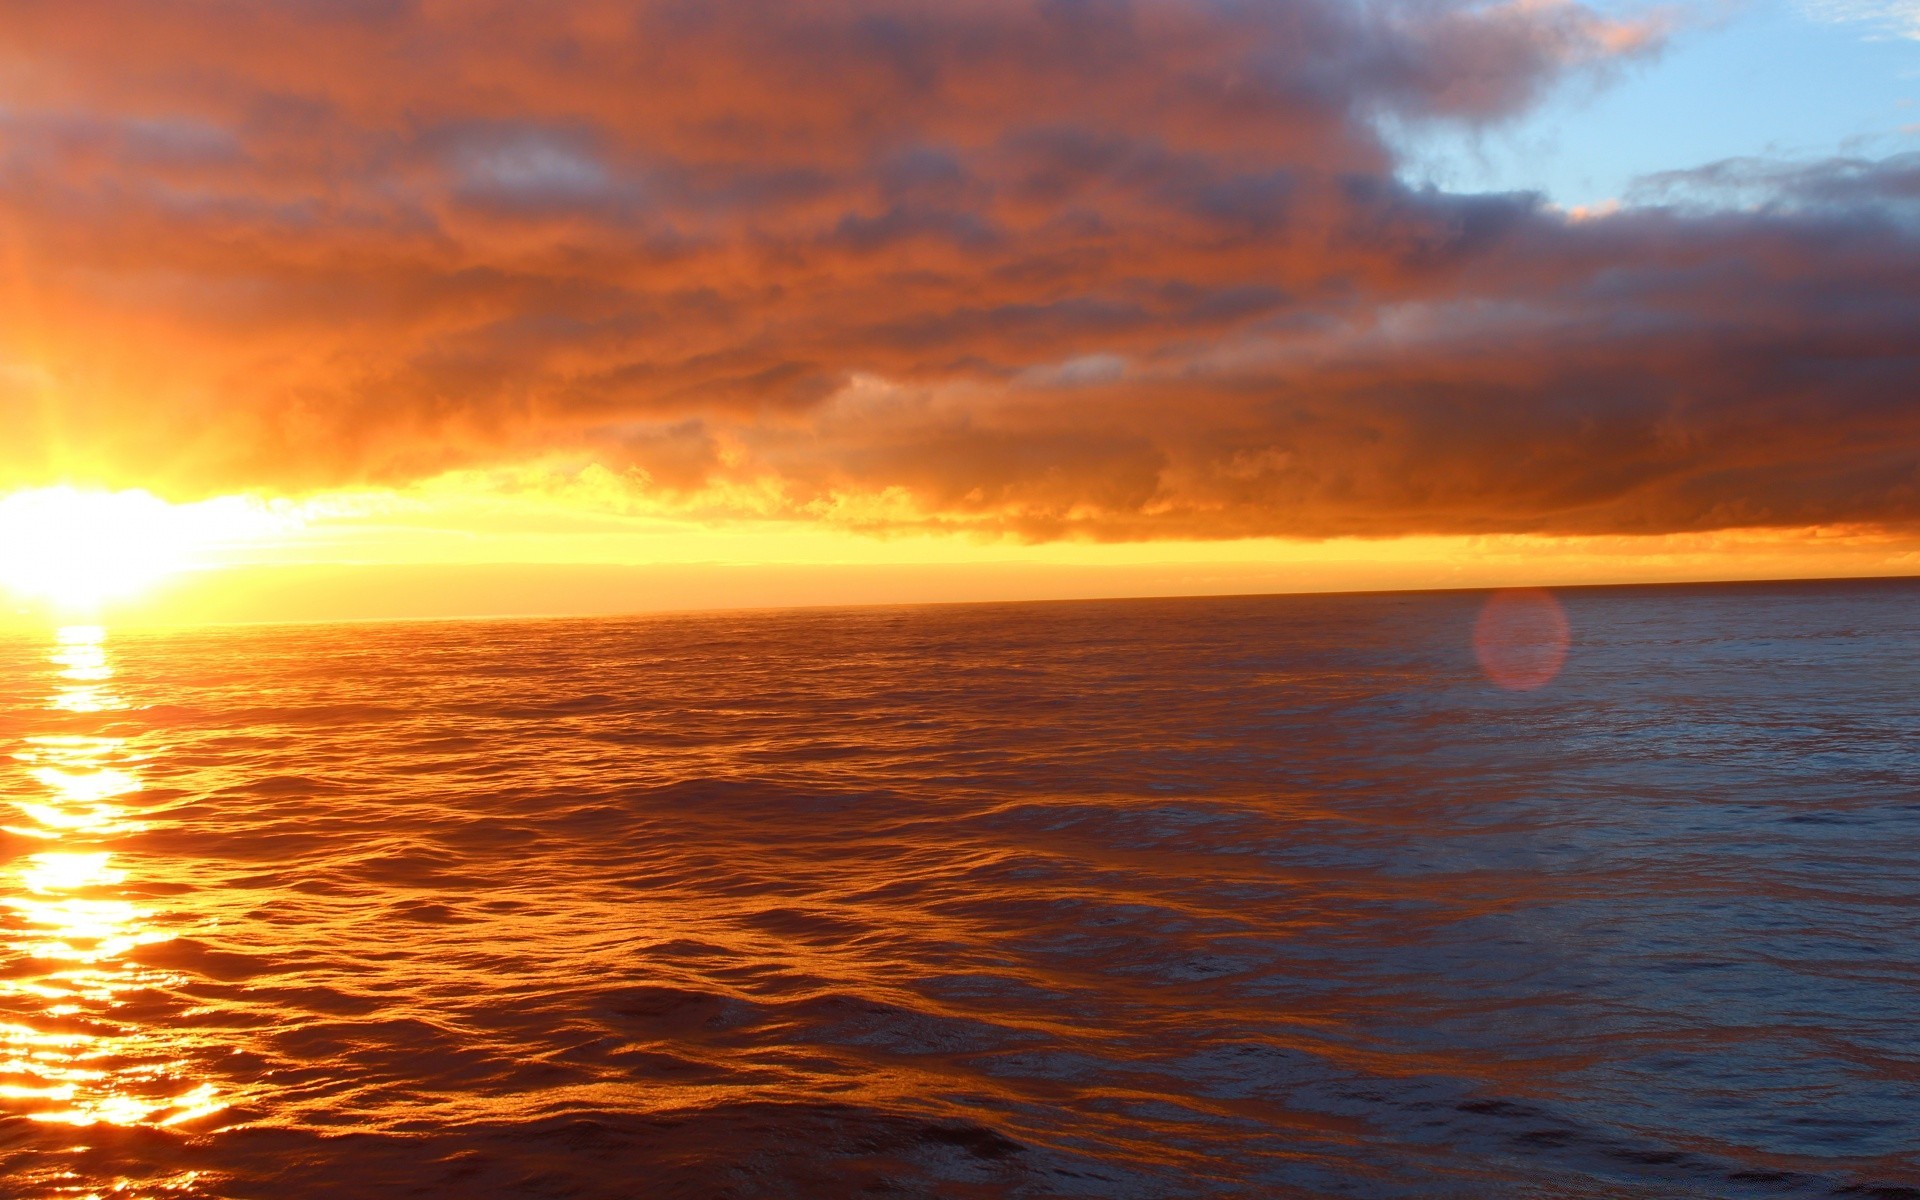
<box><xmin>1472</xmin><ymin>588</ymin><xmax>1571</xmax><ymax>691</ymax></box>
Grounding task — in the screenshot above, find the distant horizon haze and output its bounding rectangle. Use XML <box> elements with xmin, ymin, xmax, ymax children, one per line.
<box><xmin>6</xmin><ymin>554</ymin><xmax>1920</xmax><ymax>633</ymax></box>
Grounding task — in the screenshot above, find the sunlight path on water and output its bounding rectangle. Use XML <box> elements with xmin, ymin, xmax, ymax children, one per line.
<box><xmin>0</xmin><ymin>626</ymin><xmax>231</xmax><ymax>1198</ymax></box>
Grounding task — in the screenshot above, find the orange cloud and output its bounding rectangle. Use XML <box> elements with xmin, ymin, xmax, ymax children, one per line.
<box><xmin>1</xmin><ymin>0</ymin><xmax>1913</xmax><ymax>544</ymax></box>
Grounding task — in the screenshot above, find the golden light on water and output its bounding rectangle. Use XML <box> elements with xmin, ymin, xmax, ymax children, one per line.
<box><xmin>44</xmin><ymin>626</ymin><xmax>129</xmax><ymax>716</ymax></box>
<box><xmin>0</xmin><ymin>626</ymin><xmax>229</xmax><ymax>1132</ymax></box>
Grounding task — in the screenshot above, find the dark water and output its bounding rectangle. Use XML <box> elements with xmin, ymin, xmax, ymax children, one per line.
<box><xmin>0</xmin><ymin>581</ymin><xmax>1916</xmax><ymax>1199</ymax></box>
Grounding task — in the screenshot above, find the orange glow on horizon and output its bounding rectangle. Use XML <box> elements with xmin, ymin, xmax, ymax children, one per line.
<box><xmin>0</xmin><ymin>477</ymin><xmax>1917</xmax><ymax>630</ymax></box>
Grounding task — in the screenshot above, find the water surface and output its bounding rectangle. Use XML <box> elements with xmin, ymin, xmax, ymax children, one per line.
<box><xmin>0</xmin><ymin>582</ymin><xmax>1915</xmax><ymax>1198</ymax></box>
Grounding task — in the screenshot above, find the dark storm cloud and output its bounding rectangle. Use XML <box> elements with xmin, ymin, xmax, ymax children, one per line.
<box><xmin>0</xmin><ymin>0</ymin><xmax>1913</xmax><ymax>539</ymax></box>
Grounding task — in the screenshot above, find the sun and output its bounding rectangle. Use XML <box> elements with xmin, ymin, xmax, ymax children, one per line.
<box><xmin>0</xmin><ymin>486</ymin><xmax>294</xmax><ymax>614</ymax></box>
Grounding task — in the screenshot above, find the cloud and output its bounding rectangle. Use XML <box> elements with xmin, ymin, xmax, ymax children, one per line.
<box><xmin>1798</xmin><ymin>0</ymin><xmax>1920</xmax><ymax>39</ymax></box>
<box><xmin>1</xmin><ymin>0</ymin><xmax>1914</xmax><ymax>543</ymax></box>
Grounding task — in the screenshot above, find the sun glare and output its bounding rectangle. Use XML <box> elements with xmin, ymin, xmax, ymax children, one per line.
<box><xmin>0</xmin><ymin>487</ymin><xmax>295</xmax><ymax>614</ymax></box>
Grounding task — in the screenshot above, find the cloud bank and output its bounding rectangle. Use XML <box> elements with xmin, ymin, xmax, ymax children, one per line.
<box><xmin>0</xmin><ymin>0</ymin><xmax>1914</xmax><ymax>540</ymax></box>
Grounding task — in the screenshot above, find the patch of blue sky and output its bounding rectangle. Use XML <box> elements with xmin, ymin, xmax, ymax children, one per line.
<box><xmin>1392</xmin><ymin>0</ymin><xmax>1920</xmax><ymax>208</ymax></box>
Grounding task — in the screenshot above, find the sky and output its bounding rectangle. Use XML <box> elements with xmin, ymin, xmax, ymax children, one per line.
<box><xmin>0</xmin><ymin>0</ymin><xmax>1915</xmax><ymax>625</ymax></box>
<box><xmin>1406</xmin><ymin>0</ymin><xmax>1920</xmax><ymax>203</ymax></box>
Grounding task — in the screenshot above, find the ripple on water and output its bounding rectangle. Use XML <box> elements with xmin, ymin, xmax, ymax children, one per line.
<box><xmin>0</xmin><ymin>583</ymin><xmax>1915</xmax><ymax>1198</ymax></box>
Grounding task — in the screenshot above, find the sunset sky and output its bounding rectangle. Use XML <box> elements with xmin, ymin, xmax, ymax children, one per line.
<box><xmin>0</xmin><ymin>0</ymin><xmax>1916</xmax><ymax>625</ymax></box>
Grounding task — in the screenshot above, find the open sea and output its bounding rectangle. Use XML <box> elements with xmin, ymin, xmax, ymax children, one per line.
<box><xmin>0</xmin><ymin>580</ymin><xmax>1915</xmax><ymax>1199</ymax></box>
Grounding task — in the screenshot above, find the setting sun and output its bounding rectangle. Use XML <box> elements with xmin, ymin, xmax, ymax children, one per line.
<box><xmin>0</xmin><ymin>487</ymin><xmax>295</xmax><ymax>614</ymax></box>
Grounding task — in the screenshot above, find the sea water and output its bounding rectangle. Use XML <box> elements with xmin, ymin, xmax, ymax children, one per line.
<box><xmin>0</xmin><ymin>581</ymin><xmax>1915</xmax><ymax>1198</ymax></box>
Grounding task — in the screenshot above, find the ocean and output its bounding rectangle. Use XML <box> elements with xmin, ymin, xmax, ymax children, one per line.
<box><xmin>0</xmin><ymin>581</ymin><xmax>1915</xmax><ymax>1199</ymax></box>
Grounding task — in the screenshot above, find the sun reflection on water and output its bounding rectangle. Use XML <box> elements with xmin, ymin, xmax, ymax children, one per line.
<box><xmin>46</xmin><ymin>627</ymin><xmax>127</xmax><ymax>715</ymax></box>
<box><xmin>0</xmin><ymin>626</ymin><xmax>227</xmax><ymax>1131</ymax></box>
